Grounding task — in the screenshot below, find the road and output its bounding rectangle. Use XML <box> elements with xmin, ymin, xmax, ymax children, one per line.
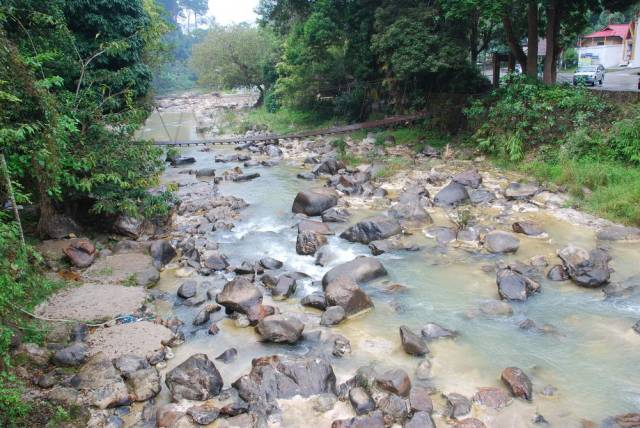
<box><xmin>558</xmin><ymin>68</ymin><xmax>640</xmax><ymax>92</ymax></box>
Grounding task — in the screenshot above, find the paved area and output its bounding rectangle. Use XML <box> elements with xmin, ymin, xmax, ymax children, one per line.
<box><xmin>558</xmin><ymin>69</ymin><xmax>640</xmax><ymax>92</ymax></box>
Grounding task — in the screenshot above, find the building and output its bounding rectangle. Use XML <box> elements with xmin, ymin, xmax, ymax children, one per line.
<box><xmin>578</xmin><ymin>23</ymin><xmax>631</xmax><ymax>68</ymax></box>
<box><xmin>629</xmin><ymin>15</ymin><xmax>640</xmax><ymax>67</ymax></box>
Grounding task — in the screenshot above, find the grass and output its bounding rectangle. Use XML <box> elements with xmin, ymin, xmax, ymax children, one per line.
<box><xmin>374</xmin><ymin>156</ymin><xmax>412</xmax><ymax>179</ymax></box>
<box><xmin>509</xmin><ymin>158</ymin><xmax>640</xmax><ymax>225</ymax></box>
<box><xmin>235</xmin><ymin>107</ymin><xmax>338</xmax><ymax>135</ymax></box>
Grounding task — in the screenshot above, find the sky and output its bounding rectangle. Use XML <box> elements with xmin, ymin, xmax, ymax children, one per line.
<box><xmin>207</xmin><ymin>0</ymin><xmax>259</xmax><ymax>25</ymax></box>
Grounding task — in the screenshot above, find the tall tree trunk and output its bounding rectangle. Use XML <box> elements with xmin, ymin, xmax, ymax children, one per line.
<box><xmin>470</xmin><ymin>9</ymin><xmax>480</xmax><ymax>65</ymax></box>
<box><xmin>256</xmin><ymin>85</ymin><xmax>264</xmax><ymax>107</ymax></box>
<box><xmin>543</xmin><ymin>0</ymin><xmax>561</xmax><ymax>84</ymax></box>
<box><xmin>503</xmin><ymin>14</ymin><xmax>527</xmax><ymax>71</ymax></box>
<box><xmin>527</xmin><ymin>0</ymin><xmax>539</xmax><ymax>78</ymax></box>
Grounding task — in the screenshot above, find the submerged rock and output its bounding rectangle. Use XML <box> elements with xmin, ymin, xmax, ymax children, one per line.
<box><xmin>165</xmin><ymin>354</ymin><xmax>223</xmax><ymax>401</ymax></box>
<box><xmin>259</xmin><ymin>257</ymin><xmax>283</xmax><ymax>270</ymax></box>
<box><xmin>369</xmin><ymin>237</ymin><xmax>419</xmax><ymax>255</ymax></box>
<box><xmin>399</xmin><ymin>326</ymin><xmax>429</xmax><ymax>356</ymax></box>
<box><xmin>446</xmin><ymin>393</ymin><xmax>471</xmax><ymax>418</ymax></box>
<box><xmin>421</xmin><ymin>322</ymin><xmax>457</xmax><ymax>340</ymax></box>
<box><xmin>557</xmin><ymin>245</ymin><xmax>610</xmax><ymax>287</ymax></box>
<box><xmin>177</xmin><ymin>280</ymin><xmax>197</xmax><ymax>299</ymax></box>
<box><xmin>340</xmin><ymin>215</ymin><xmax>402</xmax><ymax>244</ymax></box>
<box><xmin>425</xmin><ymin>226</ymin><xmax>457</xmax><ymax>244</ymax></box>
<box><xmin>292</xmin><ymin>188</ymin><xmax>338</xmax><ymax>216</ymax></box>
<box><xmin>547</xmin><ymin>264</ymin><xmax>569</xmax><ymax>281</ymax></box>
<box><xmin>473</xmin><ymin>387</ymin><xmax>512</xmax><ymax>410</ymax></box>
<box><xmin>255</xmin><ymin>314</ymin><xmax>304</xmax><ymax>343</ymax></box>
<box><xmin>501</xmin><ymin>367</ymin><xmax>532</xmax><ymax>401</ymax></box>
<box><xmin>321</xmin><ymin>306</ymin><xmax>346</xmax><ymax>326</ymax></box>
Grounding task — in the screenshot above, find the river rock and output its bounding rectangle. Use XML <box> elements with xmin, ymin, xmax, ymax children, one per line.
<box><xmin>340</xmin><ymin>215</ymin><xmax>402</xmax><ymax>244</ymax></box>
<box><xmin>405</xmin><ymin>411</ymin><xmax>435</xmax><ymax>428</ymax></box>
<box><xmin>324</xmin><ymin>277</ymin><xmax>374</xmax><ymax>317</ymax></box>
<box><xmin>376</xmin><ymin>393</ymin><xmax>408</xmax><ymax>423</ymax></box>
<box><xmin>233</xmin><ymin>354</ymin><xmax>336</xmax><ymax>415</ymax></box>
<box><xmin>216</xmin><ymin>278</ymin><xmax>263</xmax><ymax>314</ymax></box>
<box><xmin>415</xmin><ymin>360</ymin><xmax>431</xmax><ymax>380</ymax></box>
<box><xmin>349</xmin><ymin>386</ymin><xmax>375</xmax><ymax>415</ymax></box>
<box><xmin>484</xmin><ymin>231</ymin><xmax>520</xmax><ymax>254</ymax></box>
<box><xmin>74</xmin><ymin>353</ymin><xmax>130</xmax><ymax>409</ymax></box>
<box><xmin>632</xmin><ymin>320</ymin><xmax>640</xmax><ymax>334</ymax></box>
<box><xmin>272</xmin><ymin>275</ymin><xmax>297</xmax><ymax>300</ymax></box>
<box><xmin>496</xmin><ymin>268</ymin><xmax>541</xmax><ymax>301</ymax></box>
<box><xmin>512</xmin><ymin>221</ymin><xmax>544</xmax><ymax>237</ymax></box>
<box><xmin>505</xmin><ymin>182</ymin><xmax>539</xmax><ymax>200</ymax></box>
<box><xmin>113</xmin><ymin>354</ymin><xmax>148</xmax><ymax>375</ymax></box>
<box><xmin>301</xmin><ymin>291</ymin><xmax>327</xmax><ymax>310</ymax></box>
<box><xmin>434</xmin><ymin>182</ymin><xmax>470</xmax><ymax>207</ymax></box>
<box><xmin>126</xmin><ymin>367</ymin><xmax>161</xmax><ymax>402</ymax></box>
<box><xmin>421</xmin><ymin>322</ymin><xmax>457</xmax><ymax>340</ymax></box>
<box><xmin>469</xmin><ymin>189</ymin><xmax>495</xmax><ymax>204</ymax></box>
<box><xmin>315</xmin><ymin>246</ymin><xmax>334</xmax><ymax>266</ymax></box>
<box><xmin>501</xmin><ymin>367</ymin><xmax>532</xmax><ymax>400</ymax></box>
<box><xmin>178</xmin><ymin>280</ymin><xmax>197</xmax><ymax>299</ymax></box>
<box><xmin>171</xmin><ymin>156</ymin><xmax>196</xmax><ymax>166</ymax></box>
<box><xmin>52</xmin><ymin>342</ymin><xmax>87</xmax><ymax>367</ymax></box>
<box><xmin>453</xmin><ymin>169</ymin><xmax>482</xmax><ymax>188</ymax></box>
<box><xmin>376</xmin><ymin>369</ymin><xmax>411</xmax><ymax>397</ymax></box>
<box><xmin>601</xmin><ymin>413</ymin><xmax>640</xmax><ymax>428</ymax></box>
<box><xmin>292</xmin><ymin>188</ymin><xmax>338</xmax><ymax>216</ymax></box>
<box><xmin>410</xmin><ymin>386</ymin><xmax>433</xmax><ymax>412</ymax></box>
<box><xmin>425</xmin><ymin>226</ymin><xmax>457</xmax><ymax>244</ymax></box>
<box><xmin>296</xmin><ymin>230</ymin><xmax>328</xmax><ymax>255</ymax></box>
<box><xmin>165</xmin><ymin>354</ymin><xmax>223</xmax><ymax>401</ymax></box>
<box><xmin>259</xmin><ymin>257</ymin><xmax>283</xmax><ymax>270</ymax></box>
<box><xmin>113</xmin><ymin>215</ymin><xmax>144</xmax><ymax>239</ymax></box>
<box><xmin>388</xmin><ymin>199</ymin><xmax>433</xmax><ymax>224</ymax></box>
<box><xmin>321</xmin><ymin>306</ymin><xmax>346</xmax><ymax>326</ymax></box>
<box><xmin>454</xmin><ymin>418</ymin><xmax>487</xmax><ymax>428</ymax></box>
<box><xmin>297</xmin><ymin>172</ymin><xmax>315</xmax><ymax>180</ymax></box>
<box><xmin>597</xmin><ymin>226</ymin><xmax>640</xmax><ymax>241</ymax></box>
<box><xmin>255</xmin><ymin>314</ymin><xmax>304</xmax><ymax>343</ymax></box>
<box><xmin>202</xmin><ymin>251</ymin><xmax>229</xmax><ymax>271</ymax></box>
<box><xmin>265</xmin><ymin>144</ymin><xmax>282</xmax><ymax>158</ymax></box>
<box><xmin>45</xmin><ymin>214</ymin><xmax>82</xmax><ymax>239</ymax></box>
<box><xmin>149</xmin><ymin>240</ymin><xmax>176</xmax><ymax>268</ymax></box>
<box><xmin>369</xmin><ymin>237</ymin><xmax>419</xmax><ymax>255</ymax></box>
<box><xmin>332</xmin><ymin>410</ymin><xmax>385</xmax><ymax>428</ymax></box>
<box><xmin>547</xmin><ymin>264</ymin><xmax>569</xmax><ymax>281</ymax></box>
<box><xmin>399</xmin><ymin>326</ymin><xmax>428</xmax><ymax>356</ymax></box>
<box><xmin>216</xmin><ymin>348</ymin><xmax>238</xmax><ymax>364</ymax></box>
<box><xmin>557</xmin><ymin>245</ymin><xmax>610</xmax><ymax>287</ymax></box>
<box><xmin>63</xmin><ymin>239</ymin><xmax>96</xmax><ymax>268</ymax></box>
<box><xmin>472</xmin><ymin>387</ymin><xmax>512</xmax><ymax>410</ymax></box>
<box><xmin>313</xmin><ymin>159</ymin><xmax>346</xmax><ymax>175</ymax></box>
<box><xmin>478</xmin><ymin>300</ymin><xmax>513</xmax><ymax>317</ymax></box>
<box><xmin>322</xmin><ymin>257</ymin><xmax>387</xmax><ymax>287</ymax></box>
<box><xmin>446</xmin><ymin>393</ymin><xmax>471</xmax><ymax>418</ymax></box>
<box><xmin>299</xmin><ymin>219</ymin><xmax>332</xmax><ymax>235</ymax></box>
<box><xmin>195</xmin><ymin>168</ymin><xmax>216</xmax><ymax>177</ymax></box>
<box><xmin>322</xmin><ymin>207</ymin><xmax>351</xmax><ymax>223</ymax></box>
<box><xmin>193</xmin><ymin>303</ymin><xmax>221</xmax><ymax>326</ymax></box>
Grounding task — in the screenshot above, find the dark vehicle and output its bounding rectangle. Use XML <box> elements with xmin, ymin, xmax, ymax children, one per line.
<box><xmin>573</xmin><ymin>65</ymin><xmax>605</xmax><ymax>86</ymax></box>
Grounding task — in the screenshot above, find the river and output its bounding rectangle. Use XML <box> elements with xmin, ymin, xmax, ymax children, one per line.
<box><xmin>137</xmin><ymin>102</ymin><xmax>640</xmax><ymax>427</ymax></box>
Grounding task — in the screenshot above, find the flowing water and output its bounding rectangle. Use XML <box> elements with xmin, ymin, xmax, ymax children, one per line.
<box><xmin>139</xmin><ymin>109</ymin><xmax>640</xmax><ymax>427</ymax></box>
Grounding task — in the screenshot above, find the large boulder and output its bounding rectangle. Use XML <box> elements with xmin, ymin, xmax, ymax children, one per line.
<box><xmin>434</xmin><ymin>182</ymin><xmax>470</xmax><ymax>207</ymax></box>
<box><xmin>272</xmin><ymin>275</ymin><xmax>297</xmax><ymax>300</ymax></box>
<box><xmin>388</xmin><ymin>199</ymin><xmax>432</xmax><ymax>224</ymax></box>
<box><xmin>298</xmin><ymin>220</ymin><xmax>332</xmax><ymax>235</ymax></box>
<box><xmin>340</xmin><ymin>216</ymin><xmax>402</xmax><ymax>244</ymax></box>
<box><xmin>324</xmin><ymin>277</ymin><xmax>374</xmax><ymax>317</ymax></box>
<box><xmin>63</xmin><ymin>239</ymin><xmax>96</xmax><ymax>268</ymax></box>
<box><xmin>216</xmin><ymin>278</ymin><xmax>263</xmax><ymax>314</ymax></box>
<box><xmin>500</xmin><ymin>367</ymin><xmax>532</xmax><ymax>400</ymax></box>
<box><xmin>557</xmin><ymin>245</ymin><xmax>610</xmax><ymax>287</ymax></box>
<box><xmin>125</xmin><ymin>367</ymin><xmax>161</xmax><ymax>402</ymax></box>
<box><xmin>496</xmin><ymin>268</ymin><xmax>541</xmax><ymax>301</ymax></box>
<box><xmin>255</xmin><ymin>314</ymin><xmax>304</xmax><ymax>344</ymax></box>
<box><xmin>149</xmin><ymin>240</ymin><xmax>176</xmax><ymax>268</ymax></box>
<box><xmin>512</xmin><ymin>221</ymin><xmax>544</xmax><ymax>237</ymax></box>
<box><xmin>452</xmin><ymin>169</ymin><xmax>482</xmax><ymax>188</ymax></box>
<box><xmin>504</xmin><ymin>182</ymin><xmax>539</xmax><ymax>200</ymax></box>
<box><xmin>292</xmin><ymin>189</ymin><xmax>338</xmax><ymax>216</ymax></box>
<box><xmin>399</xmin><ymin>326</ymin><xmax>428</xmax><ymax>356</ymax></box>
<box><xmin>369</xmin><ymin>237</ymin><xmax>419</xmax><ymax>256</ymax></box>
<box><xmin>233</xmin><ymin>355</ymin><xmax>336</xmax><ymax>414</ymax></box>
<box><xmin>322</xmin><ymin>257</ymin><xmax>387</xmax><ymax>287</ymax></box>
<box><xmin>322</xmin><ymin>207</ymin><xmax>351</xmax><ymax>223</ymax></box>
<box><xmin>313</xmin><ymin>159</ymin><xmax>346</xmax><ymax>175</ymax></box>
<box><xmin>296</xmin><ymin>231</ymin><xmax>328</xmax><ymax>256</ymax></box>
<box><xmin>74</xmin><ymin>353</ymin><xmax>130</xmax><ymax>409</ymax></box>
<box><xmin>484</xmin><ymin>231</ymin><xmax>520</xmax><ymax>254</ymax></box>
<box><xmin>165</xmin><ymin>354</ymin><xmax>224</xmax><ymax>401</ymax></box>
<box><xmin>375</xmin><ymin>369</ymin><xmax>411</xmax><ymax>397</ymax></box>
<box><xmin>113</xmin><ymin>215</ymin><xmax>144</xmax><ymax>239</ymax></box>
<box><xmin>44</xmin><ymin>214</ymin><xmax>82</xmax><ymax>239</ymax></box>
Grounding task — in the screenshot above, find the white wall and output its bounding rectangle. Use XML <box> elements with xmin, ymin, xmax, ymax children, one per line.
<box><xmin>631</xmin><ymin>23</ymin><xmax>640</xmax><ymax>67</ymax></box>
<box><xmin>577</xmin><ymin>45</ymin><xmax>624</xmax><ymax>68</ymax></box>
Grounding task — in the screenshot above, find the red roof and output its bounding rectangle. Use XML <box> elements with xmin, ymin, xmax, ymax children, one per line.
<box><xmin>582</xmin><ymin>24</ymin><xmax>630</xmax><ymax>39</ymax></box>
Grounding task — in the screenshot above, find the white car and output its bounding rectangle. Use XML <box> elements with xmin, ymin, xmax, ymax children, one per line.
<box><xmin>573</xmin><ymin>65</ymin><xmax>605</xmax><ymax>86</ymax></box>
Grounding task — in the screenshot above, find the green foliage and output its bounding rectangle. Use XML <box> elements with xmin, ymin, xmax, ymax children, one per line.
<box><xmin>331</xmin><ymin>138</ymin><xmax>347</xmax><ymax>158</ymax></box>
<box><xmin>607</xmin><ymin>106</ymin><xmax>640</xmax><ymax>165</ymax></box>
<box><xmin>237</xmin><ymin>106</ymin><xmax>336</xmax><ymax>135</ymax></box>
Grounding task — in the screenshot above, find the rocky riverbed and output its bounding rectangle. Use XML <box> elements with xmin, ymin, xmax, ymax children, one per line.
<box><xmin>17</xmin><ymin>95</ymin><xmax>640</xmax><ymax>428</ymax></box>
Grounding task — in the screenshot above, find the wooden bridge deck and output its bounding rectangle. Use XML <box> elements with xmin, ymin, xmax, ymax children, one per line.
<box><xmin>151</xmin><ymin>113</ymin><xmax>426</xmax><ymax>146</ymax></box>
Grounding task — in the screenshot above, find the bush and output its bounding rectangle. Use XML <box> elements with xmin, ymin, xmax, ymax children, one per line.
<box><xmin>608</xmin><ymin>106</ymin><xmax>640</xmax><ymax>165</ymax></box>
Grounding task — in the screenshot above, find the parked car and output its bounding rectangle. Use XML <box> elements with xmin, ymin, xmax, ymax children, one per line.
<box><xmin>573</xmin><ymin>65</ymin><xmax>605</xmax><ymax>86</ymax></box>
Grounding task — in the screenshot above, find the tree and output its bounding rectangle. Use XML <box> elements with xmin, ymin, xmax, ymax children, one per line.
<box><xmin>191</xmin><ymin>24</ymin><xmax>279</xmax><ymax>105</ymax></box>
